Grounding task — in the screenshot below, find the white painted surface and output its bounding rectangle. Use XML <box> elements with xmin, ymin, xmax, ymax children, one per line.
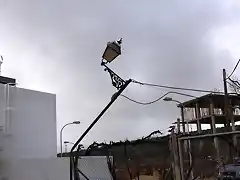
<box><xmin>0</xmin><ymin>156</ymin><xmax>113</xmax><ymax>180</ymax></box>
<box><xmin>0</xmin><ymin>83</ymin><xmax>63</xmax><ymax>180</ymax></box>
<box><xmin>0</xmin><ymin>158</ymin><xmax>69</xmax><ymax>180</ymax></box>
<box><xmin>0</xmin><ymin>83</ymin><xmax>57</xmax><ymax>159</ymax></box>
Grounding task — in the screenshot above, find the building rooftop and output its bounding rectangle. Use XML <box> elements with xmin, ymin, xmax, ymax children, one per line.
<box><xmin>0</xmin><ymin>76</ymin><xmax>16</xmax><ymax>85</ymax></box>
<box><xmin>179</xmin><ymin>93</ymin><xmax>240</xmax><ymax>108</ymax></box>
<box><xmin>187</xmin><ymin>114</ymin><xmax>240</xmax><ymax>124</ymax></box>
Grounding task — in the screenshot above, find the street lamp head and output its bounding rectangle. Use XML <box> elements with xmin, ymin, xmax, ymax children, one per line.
<box><xmin>163</xmin><ymin>97</ymin><xmax>173</xmax><ymax>101</ymax></box>
<box><xmin>102</xmin><ymin>38</ymin><xmax>122</xmax><ymax>63</ymax></box>
<box><xmin>73</xmin><ymin>121</ymin><xmax>80</xmax><ymax>124</ymax></box>
<box><xmin>116</xmin><ymin>38</ymin><xmax>122</xmax><ymax>45</ymax></box>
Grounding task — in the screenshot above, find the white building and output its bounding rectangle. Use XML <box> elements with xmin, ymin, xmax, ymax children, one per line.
<box><xmin>0</xmin><ymin>76</ymin><xmax>69</xmax><ymax>180</ymax></box>
<box><xmin>0</xmin><ymin>76</ymin><xmax>114</xmax><ymax>180</ymax></box>
<box><xmin>0</xmin><ymin>77</ymin><xmax>57</xmax><ymax>158</ymax></box>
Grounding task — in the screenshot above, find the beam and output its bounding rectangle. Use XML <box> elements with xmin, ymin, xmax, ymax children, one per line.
<box><xmin>179</xmin><ymin>131</ymin><xmax>240</xmax><ymax>141</ymax></box>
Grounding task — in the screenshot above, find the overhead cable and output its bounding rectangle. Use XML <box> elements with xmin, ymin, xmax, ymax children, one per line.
<box><xmin>131</xmin><ymin>79</ymin><xmax>223</xmax><ymax>93</ymax></box>
<box><xmin>120</xmin><ymin>91</ymin><xmax>196</xmax><ymax>105</ymax></box>
<box><xmin>227</xmin><ymin>59</ymin><xmax>240</xmax><ymax>79</ymax></box>
<box><xmin>227</xmin><ymin>81</ymin><xmax>237</xmax><ymax>92</ymax></box>
<box><xmin>228</xmin><ymin>78</ymin><xmax>240</xmax><ymax>89</ymax></box>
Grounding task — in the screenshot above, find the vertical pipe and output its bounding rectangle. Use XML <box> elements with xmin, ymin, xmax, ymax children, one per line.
<box><xmin>231</xmin><ymin>115</ymin><xmax>237</xmax><ymax>147</ymax></box>
<box><xmin>178</xmin><ymin>138</ymin><xmax>184</xmax><ymax>180</ymax></box>
<box><xmin>177</xmin><ymin>118</ymin><xmax>181</xmax><ymax>134</ymax></box>
<box><xmin>210</xmin><ymin>100</ymin><xmax>220</xmax><ymax>160</ymax></box>
<box><xmin>230</xmin><ymin>102</ymin><xmax>237</xmax><ymax>148</ymax></box>
<box><xmin>195</xmin><ymin>103</ymin><xmax>201</xmax><ymax>134</ymax></box>
<box><xmin>223</xmin><ymin>69</ymin><xmax>230</xmax><ymax>130</ymax></box>
<box><xmin>169</xmin><ymin>132</ymin><xmax>175</xmax><ymax>179</ymax></box>
<box><xmin>171</xmin><ymin>128</ymin><xmax>181</xmax><ymax>180</ymax></box>
<box><xmin>180</xmin><ymin>107</ymin><xmax>186</xmax><ymax>134</ymax></box>
<box><xmin>65</xmin><ymin>143</ymin><xmax>68</xmax><ymax>153</ymax></box>
<box><xmin>60</xmin><ymin>129</ymin><xmax>63</xmax><ymax>157</ymax></box>
<box><xmin>223</xmin><ymin>69</ymin><xmax>232</xmax><ymax>161</ymax></box>
<box><xmin>180</xmin><ymin>105</ymin><xmax>193</xmax><ymax>180</ymax></box>
<box><xmin>195</xmin><ymin>103</ymin><xmax>203</xmax><ymax>161</ymax></box>
<box><xmin>5</xmin><ymin>84</ymin><xmax>10</xmax><ymax>134</ymax></box>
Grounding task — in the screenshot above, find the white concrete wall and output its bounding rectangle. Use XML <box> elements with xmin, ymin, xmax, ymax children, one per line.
<box><xmin>0</xmin><ymin>158</ymin><xmax>69</xmax><ymax>180</ymax></box>
<box><xmin>0</xmin><ymin>83</ymin><xmax>57</xmax><ymax>159</ymax></box>
<box><xmin>0</xmin><ymin>156</ymin><xmax>113</xmax><ymax>180</ymax></box>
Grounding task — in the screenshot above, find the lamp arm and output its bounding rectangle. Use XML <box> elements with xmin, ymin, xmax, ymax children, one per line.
<box><xmin>60</xmin><ymin>123</ymin><xmax>73</xmax><ymax>133</ymax></box>
<box><xmin>102</xmin><ymin>64</ymin><xmax>126</xmax><ymax>90</ymax></box>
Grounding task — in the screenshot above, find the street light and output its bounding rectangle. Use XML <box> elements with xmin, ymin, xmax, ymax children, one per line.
<box><xmin>163</xmin><ymin>97</ymin><xmax>188</xmax><ymax>133</ymax></box>
<box><xmin>102</xmin><ymin>38</ymin><xmax>122</xmax><ymax>64</ymax></box>
<box><xmin>64</xmin><ymin>141</ymin><xmax>84</xmax><ymax>152</ymax></box>
<box><xmin>163</xmin><ymin>97</ymin><xmax>193</xmax><ymax>179</ymax></box>
<box><xmin>64</xmin><ymin>141</ymin><xmax>75</xmax><ymax>145</ymax></box>
<box><xmin>64</xmin><ymin>141</ymin><xmax>78</xmax><ymax>153</ymax></box>
<box><xmin>70</xmin><ymin>38</ymin><xmax>132</xmax><ymax>180</ymax></box>
<box><xmin>163</xmin><ymin>97</ymin><xmax>173</xmax><ymax>102</ymax></box>
<box><xmin>101</xmin><ymin>38</ymin><xmax>127</xmax><ymax>90</ymax></box>
<box><xmin>60</xmin><ymin>121</ymin><xmax>80</xmax><ymax>157</ymax></box>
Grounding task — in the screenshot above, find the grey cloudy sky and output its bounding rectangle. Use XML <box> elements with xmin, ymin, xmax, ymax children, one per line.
<box><xmin>1</xmin><ymin>0</ymin><xmax>240</xmax><ymax>148</ymax></box>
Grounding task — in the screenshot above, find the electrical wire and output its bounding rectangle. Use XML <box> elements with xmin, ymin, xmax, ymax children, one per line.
<box><xmin>227</xmin><ymin>59</ymin><xmax>240</xmax><ymax>79</ymax></box>
<box><xmin>235</xmin><ymin>80</ymin><xmax>240</xmax><ymax>87</ymax></box>
<box><xmin>120</xmin><ymin>91</ymin><xmax>196</xmax><ymax>105</ymax></box>
<box><xmin>227</xmin><ymin>81</ymin><xmax>238</xmax><ymax>94</ymax></box>
<box><xmin>228</xmin><ymin>78</ymin><xmax>240</xmax><ymax>89</ymax></box>
<box><xmin>132</xmin><ymin>79</ymin><xmax>223</xmax><ymax>93</ymax></box>
<box><xmin>120</xmin><ymin>94</ymin><xmax>165</xmax><ymax>105</ymax></box>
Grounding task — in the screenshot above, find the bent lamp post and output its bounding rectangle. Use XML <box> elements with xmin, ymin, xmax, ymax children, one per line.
<box><xmin>60</xmin><ymin>121</ymin><xmax>80</xmax><ymax>157</ymax></box>
<box><xmin>70</xmin><ymin>38</ymin><xmax>132</xmax><ymax>180</ymax></box>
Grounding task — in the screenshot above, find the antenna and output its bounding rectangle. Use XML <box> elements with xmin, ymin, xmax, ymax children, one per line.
<box><xmin>0</xmin><ymin>55</ymin><xmax>3</xmax><ymax>76</ymax></box>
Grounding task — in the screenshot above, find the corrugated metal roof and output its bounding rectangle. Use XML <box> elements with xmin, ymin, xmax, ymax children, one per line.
<box><xmin>78</xmin><ymin>156</ymin><xmax>113</xmax><ymax>180</ymax></box>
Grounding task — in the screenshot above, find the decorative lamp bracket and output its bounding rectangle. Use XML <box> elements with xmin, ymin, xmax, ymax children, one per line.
<box><xmin>101</xmin><ymin>62</ymin><xmax>125</xmax><ymax>89</ymax></box>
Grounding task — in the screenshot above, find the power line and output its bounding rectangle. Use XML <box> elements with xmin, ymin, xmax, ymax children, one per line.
<box><xmin>121</xmin><ymin>94</ymin><xmax>161</xmax><ymax>105</ymax></box>
<box><xmin>132</xmin><ymin>79</ymin><xmax>222</xmax><ymax>93</ymax></box>
<box><xmin>227</xmin><ymin>59</ymin><xmax>240</xmax><ymax>79</ymax></box>
<box><xmin>232</xmin><ymin>78</ymin><xmax>240</xmax><ymax>88</ymax></box>
<box><xmin>227</xmin><ymin>81</ymin><xmax>236</xmax><ymax>89</ymax></box>
<box><xmin>120</xmin><ymin>91</ymin><xmax>196</xmax><ymax>105</ymax></box>
<box><xmin>228</xmin><ymin>77</ymin><xmax>240</xmax><ymax>89</ymax></box>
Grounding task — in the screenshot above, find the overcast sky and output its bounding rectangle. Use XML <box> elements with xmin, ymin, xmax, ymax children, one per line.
<box><xmin>1</xmin><ymin>0</ymin><xmax>240</xmax><ymax>149</ymax></box>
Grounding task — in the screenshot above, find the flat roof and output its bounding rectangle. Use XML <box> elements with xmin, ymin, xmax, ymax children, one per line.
<box><xmin>185</xmin><ymin>114</ymin><xmax>240</xmax><ymax>124</ymax></box>
<box><xmin>0</xmin><ymin>76</ymin><xmax>16</xmax><ymax>85</ymax></box>
<box><xmin>179</xmin><ymin>93</ymin><xmax>240</xmax><ymax>108</ymax></box>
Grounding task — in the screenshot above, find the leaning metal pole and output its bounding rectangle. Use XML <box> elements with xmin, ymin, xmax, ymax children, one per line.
<box><xmin>69</xmin><ymin>64</ymin><xmax>131</xmax><ymax>180</ymax></box>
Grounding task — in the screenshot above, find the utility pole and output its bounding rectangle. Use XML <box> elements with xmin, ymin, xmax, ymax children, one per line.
<box><xmin>223</xmin><ymin>69</ymin><xmax>232</xmax><ymax>161</ymax></box>
<box><xmin>223</xmin><ymin>69</ymin><xmax>230</xmax><ymax>130</ymax></box>
<box><xmin>169</xmin><ymin>126</ymin><xmax>181</xmax><ymax>180</ymax></box>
